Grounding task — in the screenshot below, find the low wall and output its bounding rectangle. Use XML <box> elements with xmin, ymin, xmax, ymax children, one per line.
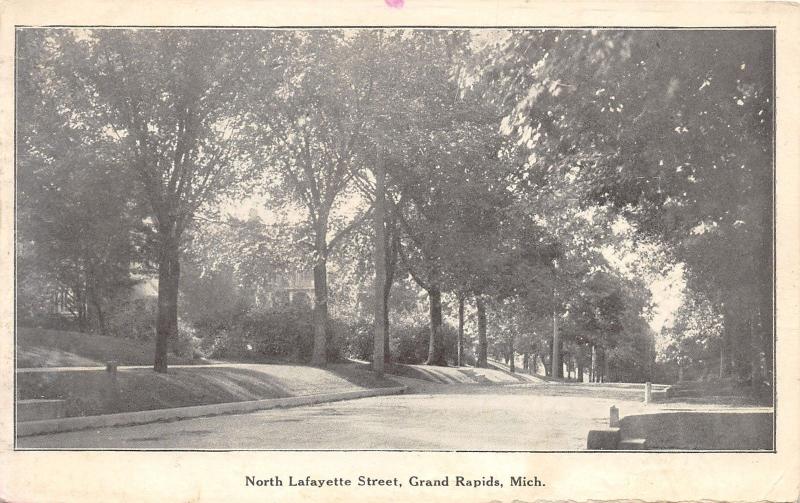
<box><xmin>619</xmin><ymin>410</ymin><xmax>773</xmax><ymax>450</ymax></box>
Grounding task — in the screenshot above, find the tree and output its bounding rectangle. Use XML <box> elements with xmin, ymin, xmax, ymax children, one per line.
<box><xmin>374</xmin><ymin>30</ymin><xmax>521</xmax><ymax>366</ymax></box>
<box><xmin>474</xmin><ymin>29</ymin><xmax>773</xmax><ymax>385</ymax></box>
<box><xmin>659</xmin><ymin>288</ymin><xmax>724</xmax><ymax>382</ymax></box>
<box><xmin>372</xmin><ymin>154</ymin><xmax>387</xmax><ymax>374</ymax></box>
<box><xmin>255</xmin><ymin>31</ymin><xmax>379</xmax><ymax>366</ymax></box>
<box><xmin>44</xmin><ymin>29</ymin><xmax>267</xmax><ymax>371</ymax></box>
<box><xmin>17</xmin><ymin>30</ymin><xmax>143</xmax><ymax>333</ymax></box>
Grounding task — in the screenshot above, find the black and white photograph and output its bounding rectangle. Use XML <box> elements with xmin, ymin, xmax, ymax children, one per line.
<box><xmin>11</xmin><ymin>24</ymin><xmax>777</xmax><ymax>454</ymax></box>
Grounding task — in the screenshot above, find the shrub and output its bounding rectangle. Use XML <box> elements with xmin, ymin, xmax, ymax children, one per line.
<box><xmin>168</xmin><ymin>321</ymin><xmax>205</xmax><ymax>359</ymax></box>
<box><xmin>391</xmin><ymin>321</ymin><xmax>460</xmax><ymax>365</ymax></box>
<box><xmin>392</xmin><ymin>322</ymin><xmax>430</xmax><ymax>364</ymax></box>
<box><xmin>325</xmin><ymin>318</ymin><xmax>348</xmax><ymax>362</ymax></box>
<box><xmin>189</xmin><ymin>305</ymin><xmax>347</xmax><ymax>364</ymax></box>
<box><xmin>106</xmin><ymin>297</ymin><xmax>157</xmax><ymax>341</ymax></box>
<box><xmin>342</xmin><ymin>318</ymin><xmax>375</xmax><ymax>361</ymax></box>
<box><xmin>239</xmin><ymin>306</ymin><xmax>315</xmax><ymax>360</ymax></box>
<box><xmin>338</xmin><ymin>318</ymin><xmax>474</xmax><ymax>366</ymax></box>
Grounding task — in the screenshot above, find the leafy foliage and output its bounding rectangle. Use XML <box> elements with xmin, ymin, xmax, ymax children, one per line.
<box><xmin>16</xmin><ymin>29</ymin><xmax>772</xmax><ymax>386</ymax></box>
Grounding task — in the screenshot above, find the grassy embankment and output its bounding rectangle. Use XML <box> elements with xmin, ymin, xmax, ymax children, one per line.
<box><xmin>17</xmin><ymin>326</ymin><xmax>197</xmax><ymax>367</ymax></box>
<box><xmin>17</xmin><ymin>327</ymin><xmax>399</xmax><ymax>418</ymax></box>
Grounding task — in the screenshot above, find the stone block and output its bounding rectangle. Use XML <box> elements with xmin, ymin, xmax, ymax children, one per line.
<box><xmin>587</xmin><ymin>427</ymin><xmax>620</xmax><ymax>450</ymax></box>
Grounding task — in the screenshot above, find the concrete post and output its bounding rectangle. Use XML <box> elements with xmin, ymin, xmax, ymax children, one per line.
<box><xmin>609</xmin><ymin>406</ymin><xmax>619</xmax><ymax>427</ymax></box>
<box><xmin>644</xmin><ymin>381</ymin><xmax>652</xmax><ymax>404</ymax></box>
<box><xmin>106</xmin><ymin>360</ymin><xmax>119</xmax><ymax>404</ymax></box>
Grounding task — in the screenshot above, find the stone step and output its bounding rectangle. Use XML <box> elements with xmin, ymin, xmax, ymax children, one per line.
<box><xmin>17</xmin><ymin>399</ymin><xmax>67</xmax><ymax>422</ymax></box>
<box><xmin>618</xmin><ymin>438</ymin><xmax>647</xmax><ymax>450</ymax></box>
<box><xmin>587</xmin><ymin>427</ymin><xmax>620</xmax><ymax>450</ymax></box>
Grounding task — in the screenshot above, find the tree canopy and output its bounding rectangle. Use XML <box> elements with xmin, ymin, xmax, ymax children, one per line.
<box><xmin>17</xmin><ymin>28</ymin><xmax>773</xmax><ymax>391</ymax></box>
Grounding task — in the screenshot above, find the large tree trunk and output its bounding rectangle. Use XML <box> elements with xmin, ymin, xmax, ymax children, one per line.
<box><xmin>457</xmin><ymin>296</ymin><xmax>465</xmax><ymax>366</ymax></box>
<box><xmin>91</xmin><ymin>293</ymin><xmax>105</xmax><ymax>336</ymax></box>
<box><xmin>590</xmin><ymin>344</ymin><xmax>597</xmax><ymax>382</ymax></box>
<box><xmin>372</xmin><ymin>159</ymin><xmax>387</xmax><ymax>375</ymax></box>
<box><xmin>86</xmin><ymin>265</ymin><xmax>106</xmax><ymax>335</ymax></box>
<box><xmin>382</xmin><ymin>294</ymin><xmax>391</xmax><ymax>364</ymax></box>
<box><xmin>476</xmin><ymin>297</ymin><xmax>488</xmax><ymax>368</ymax></box>
<box><xmin>508</xmin><ymin>335</ymin><xmax>515</xmax><ymax>373</ymax></box>
<box><xmin>168</xmin><ymin>257</ymin><xmax>180</xmax><ymax>356</ymax></box>
<box><xmin>551</xmin><ymin>308</ymin><xmax>562</xmax><ymax>378</ymax></box>
<box><xmin>382</xmin><ymin>232</ymin><xmax>398</xmax><ymax>365</ymax></box>
<box><xmin>311</xmin><ymin>247</ymin><xmax>329</xmax><ymax>366</ymax></box>
<box><xmin>74</xmin><ymin>283</ymin><xmax>86</xmax><ymax>331</ymax></box>
<box><xmin>425</xmin><ymin>285</ymin><xmax>446</xmax><ymax>366</ymax></box>
<box><xmin>576</xmin><ymin>345</ymin><xmax>585</xmax><ymax>382</ymax></box>
<box><xmin>154</xmin><ymin>244</ymin><xmax>180</xmax><ymax>373</ymax></box>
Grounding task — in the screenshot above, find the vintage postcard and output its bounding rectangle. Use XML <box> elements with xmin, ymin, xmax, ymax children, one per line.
<box><xmin>0</xmin><ymin>0</ymin><xmax>798</xmax><ymax>502</ymax></box>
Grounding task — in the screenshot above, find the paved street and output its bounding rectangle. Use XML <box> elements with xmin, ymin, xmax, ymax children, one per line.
<box><xmin>18</xmin><ymin>379</ymin><xmax>656</xmax><ymax>450</ymax></box>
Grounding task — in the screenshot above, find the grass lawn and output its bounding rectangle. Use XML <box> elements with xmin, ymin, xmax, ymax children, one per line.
<box><xmin>17</xmin><ymin>363</ymin><xmax>400</xmax><ymax>418</ymax></box>
<box><xmin>15</xmin><ymin>326</ymin><xmax>402</xmax><ymax>418</ymax></box>
<box><xmin>17</xmin><ymin>326</ymin><xmax>197</xmax><ymax>367</ymax></box>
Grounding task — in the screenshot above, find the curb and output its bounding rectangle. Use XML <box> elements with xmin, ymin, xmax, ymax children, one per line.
<box><xmin>17</xmin><ymin>386</ymin><xmax>407</xmax><ymax>437</ymax></box>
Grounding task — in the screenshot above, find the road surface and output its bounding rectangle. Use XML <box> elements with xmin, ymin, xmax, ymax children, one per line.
<box><xmin>18</xmin><ymin>378</ymin><xmax>656</xmax><ymax>450</ymax></box>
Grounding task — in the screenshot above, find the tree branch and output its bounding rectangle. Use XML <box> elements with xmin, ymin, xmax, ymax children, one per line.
<box><xmin>327</xmin><ymin>204</ymin><xmax>375</xmax><ymax>253</ymax></box>
<box><xmin>397</xmin><ymin>239</ymin><xmax>431</xmax><ymax>291</ymax></box>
